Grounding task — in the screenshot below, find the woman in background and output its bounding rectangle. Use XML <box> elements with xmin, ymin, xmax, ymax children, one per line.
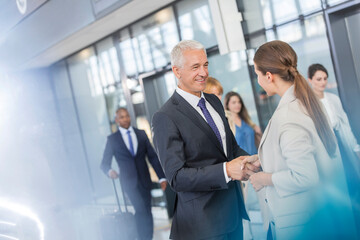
<box><xmin>308</xmin><ymin>63</ymin><xmax>360</xmax><ymax>229</ymax></box>
<box><xmin>224</xmin><ymin>91</ymin><xmax>264</xmax><ymax>240</ymax></box>
<box><xmin>243</xmin><ymin>40</ymin><xmax>356</xmax><ymax>239</ymax></box>
<box><xmin>308</xmin><ymin>63</ymin><xmax>360</xmax><ymax>177</ymax></box>
<box><xmin>224</xmin><ymin>91</ymin><xmax>262</xmax><ymax>155</ymax></box>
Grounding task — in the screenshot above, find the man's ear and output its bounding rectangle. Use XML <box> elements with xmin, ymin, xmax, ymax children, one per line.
<box><xmin>172</xmin><ymin>65</ymin><xmax>181</xmax><ymax>79</ymax></box>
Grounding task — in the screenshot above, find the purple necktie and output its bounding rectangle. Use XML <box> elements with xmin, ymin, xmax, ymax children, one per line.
<box><xmin>197</xmin><ymin>98</ymin><xmax>223</xmax><ymax>147</ymax></box>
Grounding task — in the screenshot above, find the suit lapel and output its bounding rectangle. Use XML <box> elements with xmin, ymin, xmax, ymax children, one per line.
<box><xmin>133</xmin><ymin>128</ymin><xmax>140</xmax><ymax>157</ymax></box>
<box><xmin>115</xmin><ymin>130</ymin><xmax>133</xmax><ymax>157</ymax></box>
<box><xmin>173</xmin><ymin>92</ymin><xmax>225</xmax><ymax>155</ymax></box>
<box><xmin>204</xmin><ymin>94</ymin><xmax>232</xmax><ymax>157</ymax></box>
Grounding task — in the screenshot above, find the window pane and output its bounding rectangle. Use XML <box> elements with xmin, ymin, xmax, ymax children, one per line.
<box><xmin>277</xmin><ymin>21</ymin><xmax>302</xmax><ymax>43</ymax></box>
<box><xmin>272</xmin><ymin>0</ymin><xmax>298</xmax><ymax>24</ymax></box>
<box><xmin>119</xmin><ymin>29</ymin><xmax>137</xmax><ymax>76</ymax></box>
<box><xmin>96</xmin><ymin>37</ymin><xmax>120</xmax><ymax>87</ymax></box>
<box><xmin>177</xmin><ymin>0</ymin><xmax>217</xmax><ymax>48</ymax></box>
<box><xmin>299</xmin><ymin>0</ymin><xmax>322</xmax><ymax>14</ymax></box>
<box><xmin>66</xmin><ymin>47</ymin><xmax>111</xmax><ymax>198</ymax></box>
<box><xmin>131</xmin><ymin>7</ymin><xmax>178</xmax><ymax>72</ymax></box>
<box><xmin>327</xmin><ymin>0</ymin><xmax>350</xmax><ymax>6</ymax></box>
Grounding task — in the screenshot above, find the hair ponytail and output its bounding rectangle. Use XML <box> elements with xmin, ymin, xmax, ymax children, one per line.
<box><xmin>254</xmin><ymin>40</ymin><xmax>336</xmax><ymax>157</ymax></box>
<box><xmin>293</xmin><ymin>70</ymin><xmax>336</xmax><ymax>157</ymax></box>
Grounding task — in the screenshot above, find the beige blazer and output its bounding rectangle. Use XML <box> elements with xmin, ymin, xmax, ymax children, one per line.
<box><xmin>257</xmin><ymin>85</ymin><xmax>350</xmax><ymax>239</ymax></box>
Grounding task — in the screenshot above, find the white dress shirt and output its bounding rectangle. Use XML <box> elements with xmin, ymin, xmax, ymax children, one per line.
<box><xmin>119</xmin><ymin>126</ymin><xmax>138</xmax><ymax>155</ymax></box>
<box><xmin>176</xmin><ymin>87</ymin><xmax>231</xmax><ymax>182</ymax></box>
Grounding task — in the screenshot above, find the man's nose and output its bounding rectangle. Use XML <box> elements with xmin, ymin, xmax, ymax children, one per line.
<box><xmin>199</xmin><ymin>66</ymin><xmax>208</xmax><ymax>77</ymax></box>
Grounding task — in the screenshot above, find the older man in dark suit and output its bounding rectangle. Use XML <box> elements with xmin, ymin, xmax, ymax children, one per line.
<box><xmin>152</xmin><ymin>40</ymin><xmax>259</xmax><ymax>240</ymax></box>
<box><xmin>101</xmin><ymin>108</ymin><xmax>167</xmax><ymax>240</ymax></box>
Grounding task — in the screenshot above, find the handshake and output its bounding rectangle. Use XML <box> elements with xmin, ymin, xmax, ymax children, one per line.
<box><xmin>226</xmin><ymin>154</ymin><xmax>261</xmax><ymax>181</ymax></box>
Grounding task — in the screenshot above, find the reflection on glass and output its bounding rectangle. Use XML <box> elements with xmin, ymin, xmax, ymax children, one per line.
<box><xmin>277</xmin><ymin>21</ymin><xmax>302</xmax><ymax>43</ymax></box>
<box><xmin>109</xmin><ymin>48</ymin><xmax>120</xmax><ymax>82</ymax></box>
<box><xmin>138</xmin><ymin>34</ymin><xmax>154</xmax><ymax>72</ymax></box>
<box><xmin>305</xmin><ymin>15</ymin><xmax>325</xmax><ymax>37</ymax></box>
<box><xmin>130</xmin><ymin>7</ymin><xmax>178</xmax><ymax>74</ymax></box>
<box><xmin>177</xmin><ymin>0</ymin><xmax>217</xmax><ymax>48</ymax></box>
<box><xmin>120</xmin><ymin>39</ymin><xmax>137</xmax><ymax>76</ymax></box>
<box><xmin>327</xmin><ymin>0</ymin><xmax>349</xmax><ymax>6</ymax></box>
<box><xmin>149</xmin><ymin>27</ymin><xmax>167</xmax><ymax>69</ymax></box>
<box><xmin>266</xmin><ymin>29</ymin><xmax>276</xmax><ymax>41</ymax></box>
<box><xmin>179</xmin><ymin>13</ymin><xmax>193</xmax><ymax>39</ymax></box>
<box><xmin>299</xmin><ymin>0</ymin><xmax>321</xmax><ymax>14</ymax></box>
<box><xmin>164</xmin><ymin>71</ymin><xmax>177</xmax><ymax>97</ymax></box>
<box><xmin>86</xmin><ymin>56</ymin><xmax>103</xmax><ymax>97</ymax></box>
<box><xmin>272</xmin><ymin>0</ymin><xmax>298</xmax><ymax>24</ymax></box>
<box><xmin>260</xmin><ymin>0</ymin><xmax>274</xmax><ymax>28</ymax></box>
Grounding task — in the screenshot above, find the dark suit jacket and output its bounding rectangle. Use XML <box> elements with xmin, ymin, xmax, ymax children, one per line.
<box><xmin>100</xmin><ymin>127</ymin><xmax>165</xmax><ymax>193</ymax></box>
<box><xmin>152</xmin><ymin>92</ymin><xmax>249</xmax><ymax>240</ymax></box>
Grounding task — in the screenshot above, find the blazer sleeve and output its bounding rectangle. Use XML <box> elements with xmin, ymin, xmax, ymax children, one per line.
<box><xmin>271</xmin><ymin>122</ymin><xmax>320</xmax><ymax>198</ymax></box>
<box><xmin>142</xmin><ymin>130</ymin><xmax>166</xmax><ymax>179</ymax></box>
<box><xmin>330</xmin><ymin>94</ymin><xmax>360</xmax><ymax>152</ymax></box>
<box><xmin>152</xmin><ymin>111</ymin><xmax>228</xmax><ymax>192</ymax></box>
<box><xmin>100</xmin><ymin>136</ymin><xmax>113</xmax><ymax>176</ymax></box>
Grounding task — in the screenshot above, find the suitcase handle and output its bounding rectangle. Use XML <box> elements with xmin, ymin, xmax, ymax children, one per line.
<box><xmin>111</xmin><ymin>179</ymin><xmax>129</xmax><ymax>213</ymax></box>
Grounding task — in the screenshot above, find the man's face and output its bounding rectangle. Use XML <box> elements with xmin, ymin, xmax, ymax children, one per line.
<box><xmin>115</xmin><ymin>109</ymin><xmax>131</xmax><ymax>129</ymax></box>
<box><xmin>172</xmin><ymin>49</ymin><xmax>209</xmax><ymax>97</ymax></box>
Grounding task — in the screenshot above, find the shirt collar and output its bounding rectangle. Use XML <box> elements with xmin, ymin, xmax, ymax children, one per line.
<box><xmin>176</xmin><ymin>86</ymin><xmax>205</xmax><ymax>109</ymax></box>
<box><xmin>119</xmin><ymin>126</ymin><xmax>134</xmax><ymax>135</ymax></box>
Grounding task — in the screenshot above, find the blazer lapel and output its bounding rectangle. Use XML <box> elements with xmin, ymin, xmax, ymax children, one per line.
<box><xmin>259</xmin><ymin>118</ymin><xmax>272</xmax><ymax>150</ymax></box>
<box><xmin>173</xmin><ymin>92</ymin><xmax>225</xmax><ymax>155</ymax></box>
<box><xmin>259</xmin><ymin>85</ymin><xmax>296</xmax><ymax>154</ymax></box>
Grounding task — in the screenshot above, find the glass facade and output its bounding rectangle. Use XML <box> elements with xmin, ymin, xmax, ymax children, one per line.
<box><xmin>49</xmin><ymin>0</ymin><xmax>355</xmax><ymax>202</ymax></box>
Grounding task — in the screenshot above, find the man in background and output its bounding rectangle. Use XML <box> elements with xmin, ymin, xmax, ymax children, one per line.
<box><xmin>101</xmin><ymin>108</ymin><xmax>167</xmax><ymax>240</ymax></box>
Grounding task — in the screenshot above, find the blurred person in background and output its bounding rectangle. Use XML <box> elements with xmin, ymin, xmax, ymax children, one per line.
<box><xmin>224</xmin><ymin>91</ymin><xmax>262</xmax><ymax>155</ymax></box>
<box><xmin>100</xmin><ymin>107</ymin><xmax>167</xmax><ymax>240</ymax></box>
<box><xmin>224</xmin><ymin>91</ymin><xmax>264</xmax><ymax>240</ymax></box>
<box><xmin>308</xmin><ymin>63</ymin><xmax>360</xmax><ymax>230</ymax></box>
<box><xmin>204</xmin><ymin>76</ymin><xmax>235</xmax><ymax>133</ymax></box>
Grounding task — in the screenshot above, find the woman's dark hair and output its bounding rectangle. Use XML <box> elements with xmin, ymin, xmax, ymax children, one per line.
<box><xmin>308</xmin><ymin>63</ymin><xmax>328</xmax><ymax>79</ymax></box>
<box><xmin>253</xmin><ymin>40</ymin><xmax>336</xmax><ymax>157</ymax></box>
<box><xmin>224</xmin><ymin>91</ymin><xmax>255</xmax><ymax>128</ymax></box>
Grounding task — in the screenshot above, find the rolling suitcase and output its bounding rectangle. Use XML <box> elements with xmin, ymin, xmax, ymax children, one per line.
<box><xmin>100</xmin><ymin>179</ymin><xmax>137</xmax><ymax>240</ymax></box>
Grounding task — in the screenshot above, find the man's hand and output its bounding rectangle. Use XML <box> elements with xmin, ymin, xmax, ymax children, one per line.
<box><xmin>108</xmin><ymin>169</ymin><xmax>119</xmax><ymax>179</ymax></box>
<box><xmin>241</xmin><ymin>155</ymin><xmax>261</xmax><ymax>173</ymax></box>
<box><xmin>249</xmin><ymin>172</ymin><xmax>272</xmax><ymax>191</ymax></box>
<box><xmin>160</xmin><ymin>181</ymin><xmax>167</xmax><ymax>191</ymax></box>
<box><xmin>226</xmin><ymin>156</ymin><xmax>255</xmax><ymax>181</ymax></box>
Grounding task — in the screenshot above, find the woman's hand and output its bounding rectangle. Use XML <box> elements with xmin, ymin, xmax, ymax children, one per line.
<box><xmin>240</xmin><ymin>154</ymin><xmax>260</xmax><ymax>172</ymax></box>
<box><xmin>249</xmin><ymin>172</ymin><xmax>273</xmax><ymax>191</ymax></box>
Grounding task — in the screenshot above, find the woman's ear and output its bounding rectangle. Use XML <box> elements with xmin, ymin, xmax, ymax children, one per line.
<box><xmin>266</xmin><ymin>72</ymin><xmax>273</xmax><ymax>83</ymax></box>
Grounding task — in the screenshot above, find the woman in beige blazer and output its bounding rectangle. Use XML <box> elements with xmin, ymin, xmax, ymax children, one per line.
<box><xmin>242</xmin><ymin>40</ymin><xmax>356</xmax><ymax>239</ymax></box>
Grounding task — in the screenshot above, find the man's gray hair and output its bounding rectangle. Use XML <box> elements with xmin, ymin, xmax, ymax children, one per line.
<box><xmin>170</xmin><ymin>40</ymin><xmax>206</xmax><ymax>68</ymax></box>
